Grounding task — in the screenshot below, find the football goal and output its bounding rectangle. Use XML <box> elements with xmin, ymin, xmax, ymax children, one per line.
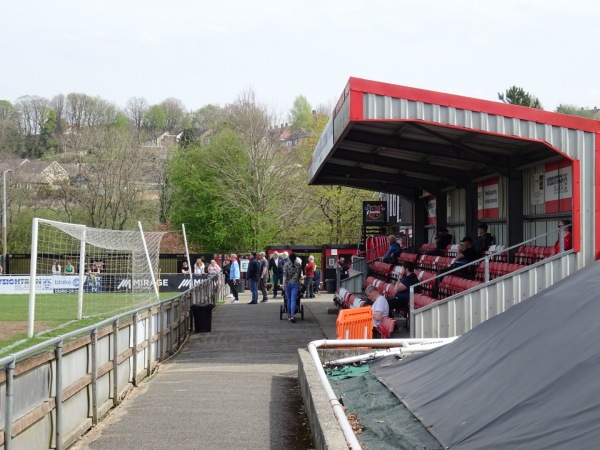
<box><xmin>28</xmin><ymin>218</ymin><xmax>166</xmax><ymax>337</ymax></box>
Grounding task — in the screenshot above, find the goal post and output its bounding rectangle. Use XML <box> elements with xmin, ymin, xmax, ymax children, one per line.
<box><xmin>28</xmin><ymin>218</ymin><xmax>166</xmax><ymax>338</ymax></box>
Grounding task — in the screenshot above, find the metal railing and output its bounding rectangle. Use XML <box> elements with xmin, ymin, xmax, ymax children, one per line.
<box><xmin>409</xmin><ymin>227</ymin><xmax>575</xmax><ymax>338</ymax></box>
<box><xmin>0</xmin><ymin>278</ymin><xmax>216</xmax><ymax>450</ymax></box>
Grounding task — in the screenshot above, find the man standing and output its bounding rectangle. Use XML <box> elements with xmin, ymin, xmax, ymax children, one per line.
<box><xmin>247</xmin><ymin>252</ymin><xmax>260</xmax><ymax>304</ymax></box>
<box><xmin>304</xmin><ymin>255</ymin><xmax>315</xmax><ymax>299</ymax></box>
<box><xmin>259</xmin><ymin>252</ymin><xmax>269</xmax><ymax>302</ymax></box>
<box><xmin>269</xmin><ymin>251</ymin><xmax>284</xmax><ymax>299</ymax></box>
<box><xmin>229</xmin><ymin>254</ymin><xmax>240</xmax><ymax>303</ymax></box>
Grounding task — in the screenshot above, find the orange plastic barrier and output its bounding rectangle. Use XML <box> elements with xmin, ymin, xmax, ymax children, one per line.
<box><xmin>336</xmin><ymin>306</ymin><xmax>373</xmax><ymax>339</ymax></box>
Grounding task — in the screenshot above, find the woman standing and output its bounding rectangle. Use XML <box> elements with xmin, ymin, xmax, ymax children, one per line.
<box><xmin>207</xmin><ymin>260</ymin><xmax>221</xmax><ymax>275</ymax></box>
<box><xmin>194</xmin><ymin>258</ymin><xmax>206</xmax><ymax>274</ymax></box>
<box><xmin>52</xmin><ymin>260</ymin><xmax>61</xmax><ymax>276</ymax></box>
<box><xmin>283</xmin><ymin>252</ymin><xmax>303</xmax><ymax>323</ymax></box>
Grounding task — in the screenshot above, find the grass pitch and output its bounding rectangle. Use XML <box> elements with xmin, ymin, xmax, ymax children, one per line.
<box><xmin>0</xmin><ymin>291</ymin><xmax>177</xmax><ymax>357</ymax></box>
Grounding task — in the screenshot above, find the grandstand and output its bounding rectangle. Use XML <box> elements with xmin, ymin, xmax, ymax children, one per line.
<box><xmin>311</xmin><ymin>77</ymin><xmax>595</xmax><ymax>340</ymax></box>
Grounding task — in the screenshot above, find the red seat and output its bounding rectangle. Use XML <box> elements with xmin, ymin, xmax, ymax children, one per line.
<box><xmin>376</xmin><ymin>316</ymin><xmax>396</xmax><ymax>338</ymax></box>
<box><xmin>414</xmin><ymin>293</ymin><xmax>436</xmax><ymax>309</ymax></box>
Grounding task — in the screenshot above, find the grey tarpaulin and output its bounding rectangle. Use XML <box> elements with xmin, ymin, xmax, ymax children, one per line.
<box><xmin>371</xmin><ymin>261</ymin><xmax>600</xmax><ymax>449</ymax></box>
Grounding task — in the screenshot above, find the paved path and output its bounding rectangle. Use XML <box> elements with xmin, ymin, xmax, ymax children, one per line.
<box><xmin>73</xmin><ymin>291</ymin><xmax>408</xmax><ymax>450</ymax></box>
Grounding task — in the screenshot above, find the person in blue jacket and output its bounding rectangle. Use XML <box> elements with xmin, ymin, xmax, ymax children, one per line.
<box><xmin>383</xmin><ymin>235</ymin><xmax>401</xmax><ymax>263</ymax></box>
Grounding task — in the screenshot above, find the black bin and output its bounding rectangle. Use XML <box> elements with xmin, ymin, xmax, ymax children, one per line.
<box><xmin>191</xmin><ymin>303</ymin><xmax>215</xmax><ymax>332</ymax></box>
<box><xmin>325</xmin><ymin>279</ymin><xmax>336</xmax><ymax>294</ymax></box>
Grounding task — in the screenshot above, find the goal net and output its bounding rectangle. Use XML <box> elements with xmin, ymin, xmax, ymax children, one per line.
<box><xmin>28</xmin><ymin>218</ymin><xmax>166</xmax><ymax>337</ymax></box>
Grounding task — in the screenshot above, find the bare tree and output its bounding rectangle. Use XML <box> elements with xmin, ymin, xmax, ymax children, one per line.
<box><xmin>63</xmin><ymin>128</ymin><xmax>157</xmax><ymax>229</ymax></box>
<box><xmin>15</xmin><ymin>95</ymin><xmax>50</xmax><ymax>136</ymax></box>
<box><xmin>125</xmin><ymin>96</ymin><xmax>149</xmax><ymax>131</ymax></box>
<box><xmin>50</xmin><ymin>94</ymin><xmax>66</xmax><ymax>134</ymax></box>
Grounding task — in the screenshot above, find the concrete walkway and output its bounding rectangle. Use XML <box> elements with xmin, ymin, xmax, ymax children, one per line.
<box><xmin>73</xmin><ymin>291</ymin><xmax>408</xmax><ymax>450</ymax></box>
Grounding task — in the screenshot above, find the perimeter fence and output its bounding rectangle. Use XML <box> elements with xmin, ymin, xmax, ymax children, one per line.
<box><xmin>0</xmin><ymin>278</ymin><xmax>217</xmax><ymax>450</ymax></box>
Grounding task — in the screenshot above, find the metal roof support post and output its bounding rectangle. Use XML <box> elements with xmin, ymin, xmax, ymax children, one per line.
<box><xmin>435</xmin><ymin>192</ymin><xmax>448</xmax><ymax>232</ymax></box>
<box><xmin>507</xmin><ymin>173</ymin><xmax>524</xmax><ymax>259</ymax></box>
<box><xmin>465</xmin><ymin>184</ymin><xmax>478</xmax><ymax>237</ymax></box>
<box><xmin>414</xmin><ymin>196</ymin><xmax>426</xmax><ymax>248</ymax></box>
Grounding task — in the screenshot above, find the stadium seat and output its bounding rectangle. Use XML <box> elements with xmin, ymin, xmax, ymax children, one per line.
<box><xmin>376</xmin><ymin>316</ymin><xmax>396</xmax><ymax>339</ymax></box>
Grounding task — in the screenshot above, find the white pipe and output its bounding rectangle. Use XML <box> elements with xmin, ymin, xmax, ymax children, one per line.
<box><xmin>307</xmin><ymin>341</ymin><xmax>363</xmax><ymax>450</ymax></box>
<box><xmin>325</xmin><ymin>337</ymin><xmax>458</xmax><ymax>366</ymax></box>
<box><xmin>307</xmin><ymin>337</ymin><xmax>459</xmax><ymax>449</ymax></box>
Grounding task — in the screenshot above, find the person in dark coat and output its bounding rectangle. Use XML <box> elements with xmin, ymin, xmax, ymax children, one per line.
<box><xmin>247</xmin><ymin>252</ymin><xmax>261</xmax><ymax>304</ymax></box>
<box><xmin>268</xmin><ymin>251</ymin><xmax>284</xmax><ymax>298</ymax></box>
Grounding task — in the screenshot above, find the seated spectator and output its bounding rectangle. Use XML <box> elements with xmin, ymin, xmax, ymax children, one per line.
<box><xmin>365</xmin><ymin>285</ymin><xmax>389</xmax><ymax>331</ymax></box>
<box><xmin>388</xmin><ymin>261</ymin><xmax>420</xmax><ymax>317</ymax></box>
<box><xmin>437</xmin><ymin>236</ymin><xmax>477</xmax><ymax>282</ymax></box>
<box><xmin>474</xmin><ymin>223</ymin><xmax>494</xmax><ymax>259</ymax></box>
<box><xmin>554</xmin><ymin>219</ymin><xmax>573</xmax><ymax>253</ymax></box>
<box><xmin>382</xmin><ymin>235</ymin><xmax>402</xmax><ymax>263</ymax></box>
<box><xmin>425</xmin><ymin>227</ymin><xmax>452</xmax><ymax>256</ymax></box>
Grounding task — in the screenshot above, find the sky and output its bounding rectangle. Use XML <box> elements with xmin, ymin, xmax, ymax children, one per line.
<box><xmin>2</xmin><ymin>0</ymin><xmax>599</xmax><ymax>117</ymax></box>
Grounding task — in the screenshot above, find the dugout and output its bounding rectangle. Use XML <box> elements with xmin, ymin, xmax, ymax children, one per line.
<box><xmin>309</xmin><ymin>77</ymin><xmax>600</xmax><ymax>266</ymax></box>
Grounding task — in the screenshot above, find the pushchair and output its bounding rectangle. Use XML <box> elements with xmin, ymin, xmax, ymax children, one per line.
<box><xmin>279</xmin><ymin>291</ymin><xmax>305</xmax><ymax>320</ymax></box>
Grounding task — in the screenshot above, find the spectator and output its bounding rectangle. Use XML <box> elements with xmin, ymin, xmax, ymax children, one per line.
<box><xmin>473</xmin><ymin>224</ymin><xmax>494</xmax><ymax>259</ymax></box>
<box><xmin>0</xmin><ymin>264</ymin><xmax>3</xmax><ymax>275</ymax></box>
<box><xmin>337</xmin><ymin>257</ymin><xmax>350</xmax><ymax>280</ymax></box>
<box><xmin>259</xmin><ymin>252</ymin><xmax>269</xmax><ymax>302</ymax></box>
<box><xmin>247</xmin><ymin>252</ymin><xmax>260</xmax><ymax>304</ymax></box>
<box><xmin>207</xmin><ymin>259</ymin><xmax>221</xmax><ymax>275</ymax></box>
<box><xmin>229</xmin><ymin>254</ymin><xmax>240</xmax><ymax>303</ymax></box>
<box><xmin>52</xmin><ymin>259</ymin><xmax>61</xmax><ymax>276</ymax></box>
<box><xmin>425</xmin><ymin>227</ymin><xmax>452</xmax><ymax>256</ymax></box>
<box><xmin>365</xmin><ymin>285</ymin><xmax>389</xmax><ymax>330</ymax></box>
<box><xmin>383</xmin><ymin>235</ymin><xmax>401</xmax><ymax>263</ymax></box>
<box><xmin>193</xmin><ymin>258</ymin><xmax>205</xmax><ymax>274</ymax></box>
<box><xmin>269</xmin><ymin>251</ymin><xmax>284</xmax><ymax>299</ymax></box>
<box><xmin>313</xmin><ymin>268</ymin><xmax>321</xmax><ymax>294</ymax></box>
<box><xmin>388</xmin><ymin>261</ymin><xmax>420</xmax><ymax>317</ymax></box>
<box><xmin>554</xmin><ymin>219</ymin><xmax>573</xmax><ymax>253</ymax></box>
<box><xmin>283</xmin><ymin>252</ymin><xmax>302</xmax><ymax>323</ymax></box>
<box><xmin>181</xmin><ymin>261</ymin><xmax>190</xmax><ymax>275</ymax></box>
<box><xmin>64</xmin><ymin>260</ymin><xmax>75</xmax><ymax>275</ymax></box>
<box><xmin>437</xmin><ymin>236</ymin><xmax>477</xmax><ymax>283</ymax></box>
<box><xmin>304</xmin><ymin>255</ymin><xmax>316</xmax><ymax>299</ymax></box>
<box><xmin>89</xmin><ymin>263</ymin><xmax>101</xmax><ymax>286</ymax></box>
<box><xmin>222</xmin><ymin>255</ymin><xmax>232</xmax><ymax>299</ymax></box>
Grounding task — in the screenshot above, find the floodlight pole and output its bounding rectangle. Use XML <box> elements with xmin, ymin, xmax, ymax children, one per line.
<box><xmin>2</xmin><ymin>169</ymin><xmax>12</xmax><ymax>273</ymax></box>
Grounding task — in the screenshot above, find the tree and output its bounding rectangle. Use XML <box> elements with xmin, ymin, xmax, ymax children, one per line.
<box><xmin>0</xmin><ymin>100</ymin><xmax>22</xmax><ymax>157</ymax></box>
<box><xmin>160</xmin><ymin>98</ymin><xmax>185</xmax><ymax>133</ymax></box>
<box><xmin>191</xmin><ymin>104</ymin><xmax>224</xmax><ymax>132</ymax></box>
<box><xmin>56</xmin><ymin>128</ymin><xmax>159</xmax><ymax>229</ymax></box>
<box><xmin>143</xmin><ymin>105</ymin><xmax>167</xmax><ymax>143</ymax></box>
<box><xmin>168</xmin><ymin>90</ymin><xmax>308</xmax><ymax>252</ymax></box>
<box><xmin>498</xmin><ymin>86</ymin><xmax>543</xmax><ymax>109</ymax></box>
<box><xmin>125</xmin><ymin>96</ymin><xmax>149</xmax><ymax>131</ymax></box>
<box><xmin>555</xmin><ymin>104</ymin><xmax>596</xmax><ymax>118</ymax></box>
<box><xmin>50</xmin><ymin>94</ymin><xmax>66</xmax><ymax>134</ymax></box>
<box><xmin>289</xmin><ymin>95</ymin><xmax>312</xmax><ymax>131</ymax></box>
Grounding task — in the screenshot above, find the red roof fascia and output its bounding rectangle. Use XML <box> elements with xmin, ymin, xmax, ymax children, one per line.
<box><xmin>348</xmin><ymin>77</ymin><xmax>600</xmax><ymax>133</ymax></box>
